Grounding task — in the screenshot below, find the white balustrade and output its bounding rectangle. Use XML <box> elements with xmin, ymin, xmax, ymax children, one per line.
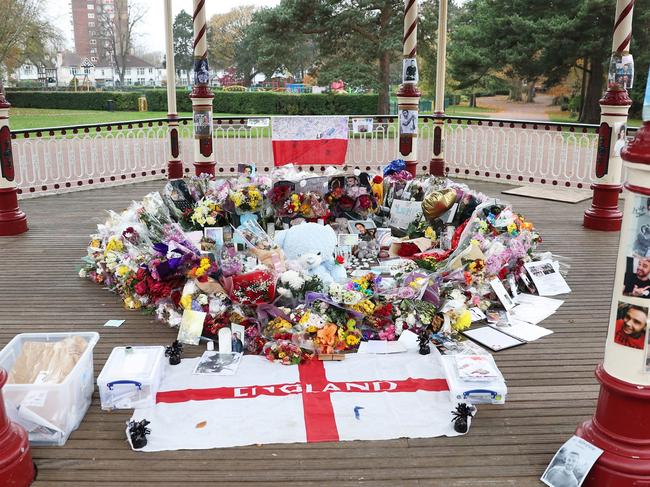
<box><xmin>11</xmin><ymin>116</ymin><xmax>600</xmax><ymax>198</ymax></box>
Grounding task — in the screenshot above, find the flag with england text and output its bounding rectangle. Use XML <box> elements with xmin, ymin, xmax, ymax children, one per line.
<box><xmin>128</xmin><ymin>353</ymin><xmax>466</xmax><ymax>451</ymax></box>
<box><xmin>271</xmin><ymin>116</ymin><xmax>348</xmax><ymax>166</ymax></box>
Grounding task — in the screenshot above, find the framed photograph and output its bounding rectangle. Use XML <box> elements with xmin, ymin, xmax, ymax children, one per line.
<box><xmin>614</xmin><ymin>301</ymin><xmax>648</xmax><ymax>350</ymax></box>
<box><xmin>237</xmin><ymin>163</ymin><xmax>256</xmax><ymax>178</ymax></box>
<box><xmin>231</xmin><ymin>323</ymin><xmax>245</xmax><ymax>354</ymax></box>
<box><xmin>541</xmin><ymin>435</ymin><xmax>603</xmax><ymax>487</ymax></box>
<box><xmin>623</xmin><ymin>256</ymin><xmax>650</xmax><ymax>299</ymax></box>
<box><xmin>348</xmin><ymin>220</ymin><xmax>376</xmax><ymax>239</ymax></box>
<box><xmin>193</xmin><ymin>109</ymin><xmax>212</xmax><ymax>138</ymax></box>
<box><xmin>299</xmin><ymin>176</ymin><xmax>329</xmax><ymax>194</ymax></box>
<box><xmin>402</xmin><ymin>58</ymin><xmax>418</xmax><ymax>83</ymax></box>
<box><xmin>345</xmin><ymin>175</ymin><xmax>360</xmax><ymax>190</ymax></box>
<box><xmin>233</xmin><ymin>218</ymin><xmax>275</xmax><ymax>251</ymax></box>
<box><xmin>203</xmin><ymin>227</ymin><xmax>224</xmax><ymax>248</ymax></box>
<box><xmin>193</xmin><ymin>351</ymin><xmax>242</xmax><ymax>376</ymax></box>
<box><xmin>612</xmin><ymin>54</ymin><xmax>634</xmax><ymax>90</ymax></box>
<box><xmin>193</xmin><ymin>58</ymin><xmax>210</xmax><ymax>85</ymax></box>
<box><xmin>352</xmin><ymin>118</ymin><xmax>374</xmax><ymax>134</ymax></box>
<box><xmin>399</xmin><ymin>109</ymin><xmax>418</xmax><ymax>135</ymax></box>
<box><xmin>338</xmin><ymin>233</ymin><xmax>360</xmax><ymax>247</ymax></box>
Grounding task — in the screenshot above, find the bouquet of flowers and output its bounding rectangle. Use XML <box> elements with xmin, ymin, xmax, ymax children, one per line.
<box><xmin>276</xmin><ymin>270</ymin><xmax>323</xmax><ymax>302</ymax></box>
<box><xmin>187</xmin><ymin>197</ymin><xmax>226</xmax><ymax>229</ymax></box>
<box><xmin>264</xmin><ymin>340</ymin><xmax>313</xmax><ymax>365</ymax></box>
<box><xmin>228</xmin><ymin>269</ymin><xmax>276</xmax><ymax>305</ymax></box>
<box><xmin>229</xmin><ymin>185</ymin><xmax>264</xmax><ymax>214</ymax></box>
<box><xmin>285</xmin><ymin>192</ymin><xmax>329</xmax><ymax>219</ymax></box>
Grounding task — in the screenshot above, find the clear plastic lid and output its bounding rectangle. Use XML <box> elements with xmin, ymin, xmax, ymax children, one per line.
<box><xmin>99</xmin><ymin>346</ymin><xmax>164</xmax><ymax>381</ymax></box>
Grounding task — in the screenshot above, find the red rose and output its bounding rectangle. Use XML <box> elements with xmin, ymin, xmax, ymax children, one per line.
<box><xmin>336</xmin><ymin>255</ymin><xmax>345</xmax><ymax>264</ymax></box>
<box><xmin>136</xmin><ymin>267</ymin><xmax>147</xmax><ymax>281</ymax></box>
<box><xmin>373</xmin><ymin>175</ymin><xmax>383</xmax><ymax>184</ymax></box>
<box><xmin>339</xmin><ymin>195</ymin><xmax>355</xmax><ymax>211</ymax></box>
<box><xmin>134</xmin><ymin>281</ymin><xmax>148</xmax><ymax>296</ymax></box>
<box><xmin>396</xmin><ymin>242</ymin><xmax>420</xmax><ymax>257</ymax></box>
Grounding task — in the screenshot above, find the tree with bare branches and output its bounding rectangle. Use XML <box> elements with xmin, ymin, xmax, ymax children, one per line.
<box><xmin>96</xmin><ymin>0</ymin><xmax>146</xmax><ymax>86</ymax></box>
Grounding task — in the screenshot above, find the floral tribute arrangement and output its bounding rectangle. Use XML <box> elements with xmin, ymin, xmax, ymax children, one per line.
<box><xmin>81</xmin><ymin>161</ymin><xmax>552</xmax><ymax>366</ymax></box>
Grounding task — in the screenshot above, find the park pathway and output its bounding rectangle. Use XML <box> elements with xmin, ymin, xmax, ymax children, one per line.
<box><xmin>478</xmin><ymin>94</ymin><xmax>553</xmax><ymax>121</ymax></box>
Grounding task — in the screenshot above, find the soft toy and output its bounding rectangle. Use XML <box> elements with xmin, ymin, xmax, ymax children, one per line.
<box><xmin>355</xmin><ymin>239</ymin><xmax>380</xmax><ymax>259</ymax></box>
<box><xmin>274</xmin><ymin>222</ymin><xmax>347</xmax><ymax>284</ymax></box>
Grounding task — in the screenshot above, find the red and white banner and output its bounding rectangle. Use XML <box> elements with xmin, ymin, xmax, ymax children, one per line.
<box><xmin>271</xmin><ymin>116</ymin><xmax>349</xmax><ymax>166</ymax></box>
<box><xmin>129</xmin><ymin>353</ymin><xmax>466</xmax><ymax>451</ymax></box>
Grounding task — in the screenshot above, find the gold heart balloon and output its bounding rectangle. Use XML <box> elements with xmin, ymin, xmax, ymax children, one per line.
<box><xmin>422</xmin><ymin>188</ymin><xmax>457</xmax><ymax>221</ymax></box>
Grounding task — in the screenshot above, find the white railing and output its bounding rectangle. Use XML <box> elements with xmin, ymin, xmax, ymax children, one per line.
<box><xmin>10</xmin><ymin>115</ymin><xmax>602</xmax><ymax>198</ymax></box>
<box><xmin>440</xmin><ymin>118</ymin><xmax>600</xmax><ymax>189</ymax></box>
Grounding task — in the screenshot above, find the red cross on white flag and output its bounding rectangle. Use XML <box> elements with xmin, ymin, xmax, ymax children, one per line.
<box><xmin>130</xmin><ymin>353</ymin><xmax>464</xmax><ymax>451</ymax></box>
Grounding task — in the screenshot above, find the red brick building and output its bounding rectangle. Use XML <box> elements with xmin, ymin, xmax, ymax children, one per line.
<box><xmin>71</xmin><ymin>0</ymin><xmax>127</xmax><ymax>64</ymax></box>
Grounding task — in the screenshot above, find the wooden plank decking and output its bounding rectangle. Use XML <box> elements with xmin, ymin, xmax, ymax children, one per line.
<box><xmin>0</xmin><ymin>179</ymin><xmax>619</xmax><ymax>486</ymax></box>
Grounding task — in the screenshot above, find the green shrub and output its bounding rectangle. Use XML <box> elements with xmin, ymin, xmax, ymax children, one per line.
<box><xmin>6</xmin><ymin>89</ymin><xmax>379</xmax><ymax>115</ymax></box>
<box><xmin>6</xmin><ymin>90</ymin><xmax>140</xmax><ymax>111</ymax></box>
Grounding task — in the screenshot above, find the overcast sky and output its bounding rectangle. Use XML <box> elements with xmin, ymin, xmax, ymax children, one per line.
<box><xmin>46</xmin><ymin>0</ymin><xmax>282</xmax><ymax>55</ymax></box>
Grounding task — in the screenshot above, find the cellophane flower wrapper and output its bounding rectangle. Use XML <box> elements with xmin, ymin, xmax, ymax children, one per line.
<box><xmin>185</xmin><ymin>174</ymin><xmax>211</xmax><ymax>202</ymax></box>
<box><xmin>229</xmin><ymin>184</ymin><xmax>266</xmax><ymax>215</ymax></box>
<box><xmin>228</xmin><ymin>269</ymin><xmax>276</xmax><ymax>305</ymax></box>
<box><xmin>234</xmin><ymin>219</ymin><xmax>276</xmax><ymax>251</ymax></box>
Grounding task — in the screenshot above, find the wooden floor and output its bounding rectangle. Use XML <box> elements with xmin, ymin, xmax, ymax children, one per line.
<box><xmin>0</xmin><ymin>179</ymin><xmax>619</xmax><ymax>486</ymax></box>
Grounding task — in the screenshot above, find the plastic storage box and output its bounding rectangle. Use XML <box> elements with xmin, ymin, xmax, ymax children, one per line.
<box><xmin>97</xmin><ymin>346</ymin><xmax>165</xmax><ymax>410</ymax></box>
<box><xmin>0</xmin><ymin>331</ymin><xmax>100</xmax><ymax>446</ymax></box>
<box><xmin>440</xmin><ymin>354</ymin><xmax>507</xmax><ymax>405</ymax></box>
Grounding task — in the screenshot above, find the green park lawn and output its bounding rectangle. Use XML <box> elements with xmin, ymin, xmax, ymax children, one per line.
<box><xmin>10</xmin><ymin>106</ymin><xmax>497</xmax><ymax>131</ymax></box>
<box><xmin>547</xmin><ymin>108</ymin><xmax>642</xmax><ymax>127</ymax></box>
<box><xmin>9</xmin><ymin>108</ymin><xmax>194</xmax><ymax>130</ymax></box>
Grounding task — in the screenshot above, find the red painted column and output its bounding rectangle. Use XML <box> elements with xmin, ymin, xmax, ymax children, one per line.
<box><xmin>583</xmin><ymin>0</ymin><xmax>636</xmax><ymax>231</ymax></box>
<box><xmin>396</xmin><ymin>0</ymin><xmax>421</xmax><ymax>178</ymax></box>
<box><xmin>0</xmin><ymin>369</ymin><xmax>35</xmax><ymax>487</ymax></box>
<box><xmin>583</xmin><ymin>88</ymin><xmax>630</xmax><ymax>231</ymax></box>
<box><xmin>0</xmin><ymin>88</ymin><xmax>28</xmax><ymax>236</ymax></box>
<box><xmin>575</xmin><ymin>117</ymin><xmax>650</xmax><ymax>483</ymax></box>
<box><xmin>190</xmin><ymin>0</ymin><xmax>215</xmax><ymax>177</ymax></box>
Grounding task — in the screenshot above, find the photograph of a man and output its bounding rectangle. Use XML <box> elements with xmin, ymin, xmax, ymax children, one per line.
<box><xmin>614</xmin><ymin>302</ymin><xmax>648</xmax><ymax>350</ymax></box>
<box><xmin>400</xmin><ymin>109</ymin><xmax>417</xmax><ymax>134</ymax></box>
<box><xmin>404</xmin><ymin>58</ymin><xmax>418</xmax><ymax>82</ymax></box>
<box><xmin>541</xmin><ymin>436</ymin><xmax>603</xmax><ymax>487</ymax></box>
<box><xmin>231</xmin><ymin>332</ymin><xmax>244</xmax><ymax>354</ymax></box>
<box><xmin>542</xmin><ymin>450</ymin><xmax>580</xmax><ymax>487</ymax></box>
<box><xmin>623</xmin><ymin>257</ymin><xmax>650</xmax><ymax>298</ymax></box>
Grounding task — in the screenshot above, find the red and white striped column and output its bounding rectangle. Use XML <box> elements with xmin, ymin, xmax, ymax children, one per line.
<box><xmin>583</xmin><ymin>0</ymin><xmax>635</xmax><ymax>231</ymax></box>
<box><xmin>429</xmin><ymin>0</ymin><xmax>448</xmax><ymax>177</ymax></box>
<box><xmin>190</xmin><ymin>0</ymin><xmax>215</xmax><ymax>176</ymax></box>
<box><xmin>0</xmin><ymin>87</ymin><xmax>27</xmax><ymax>236</ymax></box>
<box><xmin>165</xmin><ymin>0</ymin><xmax>183</xmax><ymax>179</ymax></box>
<box><xmin>397</xmin><ymin>0</ymin><xmax>421</xmax><ymax>178</ymax></box>
<box><xmin>575</xmin><ymin>88</ymin><xmax>650</xmax><ymax>484</ymax></box>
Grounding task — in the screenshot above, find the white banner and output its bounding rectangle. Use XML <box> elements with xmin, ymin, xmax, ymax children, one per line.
<box><xmin>129</xmin><ymin>353</ymin><xmax>463</xmax><ymax>451</ymax></box>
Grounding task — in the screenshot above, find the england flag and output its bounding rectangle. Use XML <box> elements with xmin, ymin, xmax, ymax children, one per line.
<box><xmin>129</xmin><ymin>353</ymin><xmax>465</xmax><ymax>451</ymax></box>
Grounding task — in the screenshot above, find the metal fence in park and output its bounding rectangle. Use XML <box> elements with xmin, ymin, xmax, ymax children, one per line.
<box><xmin>10</xmin><ymin>115</ymin><xmax>607</xmax><ymax>199</ymax></box>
